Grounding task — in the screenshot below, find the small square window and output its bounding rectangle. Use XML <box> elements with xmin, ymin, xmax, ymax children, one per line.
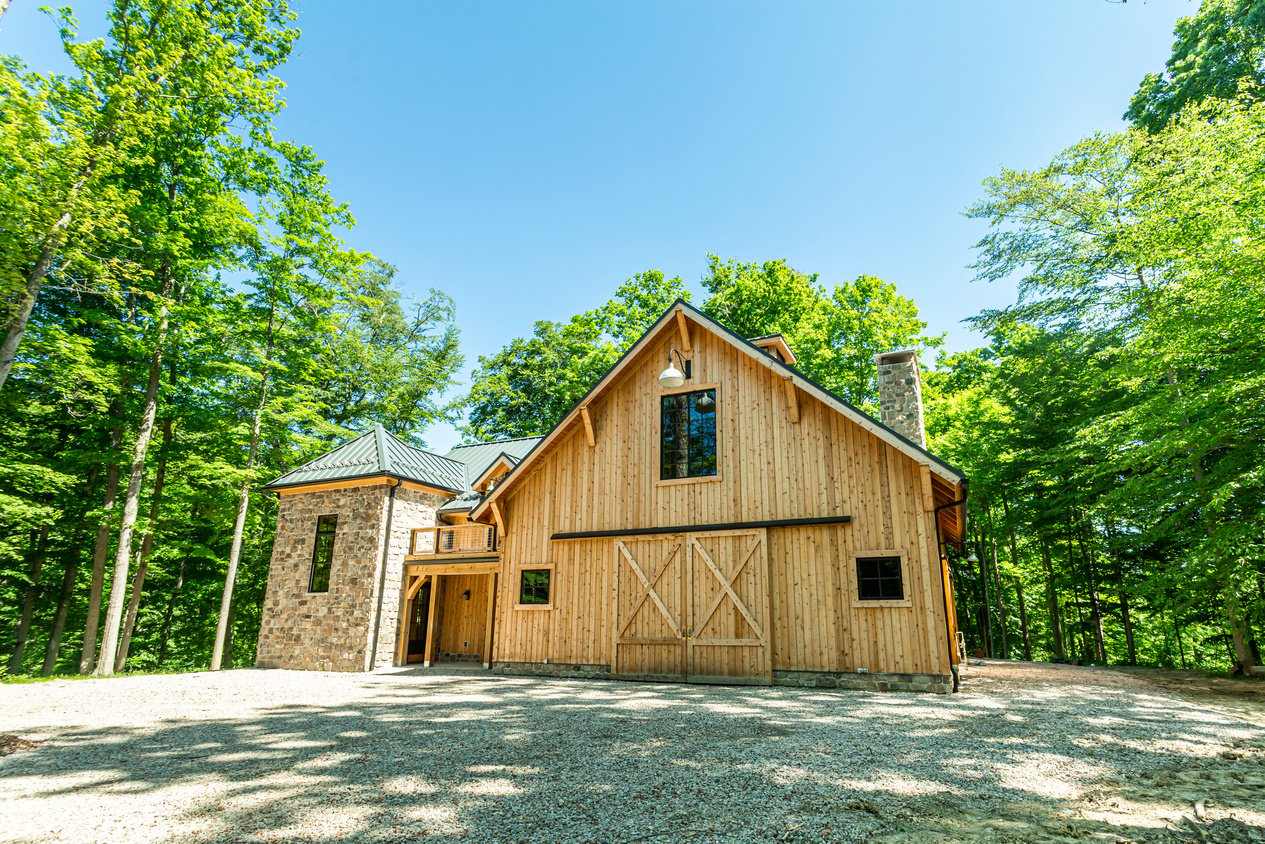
<box><xmin>519</xmin><ymin>568</ymin><xmax>551</xmax><ymax>605</ymax></box>
<box><xmin>309</xmin><ymin>514</ymin><xmax>337</xmax><ymax>593</ymax></box>
<box><xmin>856</xmin><ymin>555</ymin><xmax>904</xmax><ymax>601</ymax></box>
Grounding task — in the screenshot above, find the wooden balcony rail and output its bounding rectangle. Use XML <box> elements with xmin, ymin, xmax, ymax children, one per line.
<box><xmin>411</xmin><ymin>523</ymin><xmax>498</xmax><ymax>556</ymax></box>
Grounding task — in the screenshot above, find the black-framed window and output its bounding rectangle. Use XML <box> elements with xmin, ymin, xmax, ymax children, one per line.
<box><xmin>519</xmin><ymin>569</ymin><xmax>551</xmax><ymax>605</ymax></box>
<box><xmin>856</xmin><ymin>555</ymin><xmax>904</xmax><ymax>601</ymax></box>
<box><xmin>309</xmin><ymin>514</ymin><xmax>337</xmax><ymax>593</ymax></box>
<box><xmin>660</xmin><ymin>388</ymin><xmax>717</xmax><ymax>480</ymax></box>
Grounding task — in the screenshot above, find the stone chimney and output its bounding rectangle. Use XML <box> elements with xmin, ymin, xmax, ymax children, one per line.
<box><xmin>874</xmin><ymin>350</ymin><xmax>925</xmax><ymax>448</ymax></box>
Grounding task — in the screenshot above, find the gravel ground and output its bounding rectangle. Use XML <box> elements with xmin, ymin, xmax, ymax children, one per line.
<box><xmin>1</xmin><ymin>661</ymin><xmax>1263</xmax><ymax>843</ymax></box>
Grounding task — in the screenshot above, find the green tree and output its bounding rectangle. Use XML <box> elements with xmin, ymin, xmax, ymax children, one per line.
<box><xmin>461</xmin><ymin>270</ymin><xmax>689</xmax><ymax>441</ymax></box>
<box><xmin>1127</xmin><ymin>0</ymin><xmax>1265</xmax><ymax>132</ymax></box>
<box><xmin>700</xmin><ymin>255</ymin><xmax>939</xmax><ymax>412</ymax></box>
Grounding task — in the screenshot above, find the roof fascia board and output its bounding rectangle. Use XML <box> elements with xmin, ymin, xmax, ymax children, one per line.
<box><xmin>472</xmin><ymin>453</ymin><xmax>517</xmax><ymax>490</ymax></box>
<box><xmin>471</xmin><ymin>303</ymin><xmax>686</xmax><ymax>520</ymax></box>
<box><xmin>472</xmin><ymin>299</ymin><xmax>964</xmax><ymax>521</ymax></box>
<box><xmin>265</xmin><ymin>472</ymin><xmax>461</xmax><ymax>495</ymax></box>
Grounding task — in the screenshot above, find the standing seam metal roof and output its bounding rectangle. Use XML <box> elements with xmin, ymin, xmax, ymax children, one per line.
<box><xmin>444</xmin><ymin>436</ymin><xmax>543</xmax><ymax>488</ymax></box>
<box><xmin>265</xmin><ymin>428</ymin><xmax>545</xmax><ymax>495</ymax></box>
<box><xmin>265</xmin><ymin>426</ymin><xmax>467</xmax><ymax>492</ymax></box>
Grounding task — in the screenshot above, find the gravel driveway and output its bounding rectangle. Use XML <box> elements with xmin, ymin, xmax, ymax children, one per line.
<box><xmin>1</xmin><ymin>661</ymin><xmax>1263</xmax><ymax>843</ymax></box>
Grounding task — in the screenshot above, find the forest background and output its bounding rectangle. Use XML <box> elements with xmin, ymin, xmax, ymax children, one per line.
<box><xmin>2</xmin><ymin>0</ymin><xmax>1263</xmax><ymax>677</ymax></box>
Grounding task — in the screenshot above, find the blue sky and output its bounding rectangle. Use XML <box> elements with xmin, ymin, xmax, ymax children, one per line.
<box><xmin>3</xmin><ymin>1</ymin><xmax>1192</xmax><ymax>450</ymax></box>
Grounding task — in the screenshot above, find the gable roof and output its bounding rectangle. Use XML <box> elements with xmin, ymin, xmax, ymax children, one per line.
<box><xmin>470</xmin><ymin>452</ymin><xmax>521</xmax><ymax>491</ymax></box>
<box><xmin>264</xmin><ymin>426</ymin><xmax>467</xmax><ymax>493</ymax></box>
<box><xmin>444</xmin><ymin>436</ymin><xmax>542</xmax><ymax>488</ymax></box>
<box><xmin>471</xmin><ymin>299</ymin><xmax>964</xmax><ymax>523</ymax></box>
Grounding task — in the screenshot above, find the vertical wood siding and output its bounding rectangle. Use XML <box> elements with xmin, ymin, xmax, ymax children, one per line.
<box><xmin>494</xmin><ymin>319</ymin><xmax>953</xmax><ymax>677</ymax></box>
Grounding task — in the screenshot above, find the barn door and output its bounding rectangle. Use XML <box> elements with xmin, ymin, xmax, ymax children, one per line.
<box><xmin>613</xmin><ymin>537</ymin><xmax>686</xmax><ymax>679</ymax></box>
<box><xmin>686</xmin><ymin>530</ymin><xmax>771</xmax><ymax>683</ymax></box>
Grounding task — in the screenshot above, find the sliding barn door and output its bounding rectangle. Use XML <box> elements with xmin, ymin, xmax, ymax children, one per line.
<box><xmin>612</xmin><ymin>530</ymin><xmax>771</xmax><ymax>683</ymax></box>
<box><xmin>613</xmin><ymin>536</ymin><xmax>687</xmax><ymax>679</ymax></box>
<box><xmin>685</xmin><ymin>530</ymin><xmax>771</xmax><ymax>683</ymax></box>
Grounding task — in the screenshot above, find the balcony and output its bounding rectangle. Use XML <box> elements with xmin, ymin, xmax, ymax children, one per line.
<box><xmin>409</xmin><ymin>523</ymin><xmax>498</xmax><ymax>558</ymax></box>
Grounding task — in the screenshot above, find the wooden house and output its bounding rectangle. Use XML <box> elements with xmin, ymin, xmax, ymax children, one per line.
<box><xmin>256</xmin><ymin>300</ymin><xmax>967</xmax><ymax>692</ymax></box>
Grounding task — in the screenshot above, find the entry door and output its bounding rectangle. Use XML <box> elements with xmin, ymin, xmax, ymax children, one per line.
<box><xmin>686</xmin><ymin>530</ymin><xmax>770</xmax><ymax>682</ymax></box>
<box><xmin>406</xmin><ymin>581</ymin><xmax>432</xmax><ymax>663</ymax></box>
<box><xmin>613</xmin><ymin>529</ymin><xmax>769</xmax><ymax>682</ymax></box>
<box><xmin>613</xmin><ymin>536</ymin><xmax>687</xmax><ymax>679</ymax></box>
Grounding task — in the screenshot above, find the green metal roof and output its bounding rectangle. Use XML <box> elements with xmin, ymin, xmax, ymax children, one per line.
<box><xmin>265</xmin><ymin>428</ymin><xmax>544</xmax><ymax>496</ymax></box>
<box><xmin>264</xmin><ymin>426</ymin><xmax>467</xmax><ymax>492</ymax></box>
<box><xmin>445</xmin><ymin>436</ymin><xmax>543</xmax><ymax>488</ymax></box>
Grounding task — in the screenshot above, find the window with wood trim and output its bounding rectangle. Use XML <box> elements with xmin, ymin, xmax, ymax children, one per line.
<box><xmin>309</xmin><ymin>514</ymin><xmax>337</xmax><ymax>592</ymax></box>
<box><xmin>660</xmin><ymin>388</ymin><xmax>717</xmax><ymax>480</ymax></box>
<box><xmin>518</xmin><ymin>568</ymin><xmax>552</xmax><ymax>606</ymax></box>
<box><xmin>856</xmin><ymin>554</ymin><xmax>904</xmax><ymax>601</ymax></box>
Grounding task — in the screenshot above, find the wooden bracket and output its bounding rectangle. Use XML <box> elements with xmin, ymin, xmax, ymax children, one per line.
<box><xmin>490</xmin><ymin>499</ymin><xmax>506</xmax><ymax>539</ymax></box>
<box><xmin>405</xmin><ymin>573</ymin><xmax>429</xmax><ymax>601</ymax></box>
<box><xmin>919</xmin><ymin>465</ymin><xmax>935</xmax><ymax>512</ymax></box>
<box><xmin>580</xmin><ymin>405</ymin><xmax>595</xmax><ymax>447</ymax></box>
<box><xmin>783</xmin><ymin>376</ymin><xmax>800</xmax><ymax>424</ymax></box>
<box><xmin>675</xmin><ymin>309</ymin><xmax>692</xmax><ymax>353</ymax></box>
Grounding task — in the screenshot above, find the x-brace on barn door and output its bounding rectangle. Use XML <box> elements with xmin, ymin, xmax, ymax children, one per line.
<box><xmin>612</xmin><ymin>529</ymin><xmax>770</xmax><ymax>683</ymax></box>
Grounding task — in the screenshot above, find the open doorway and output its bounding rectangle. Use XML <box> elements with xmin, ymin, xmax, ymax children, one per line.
<box><xmin>405</xmin><ymin>580</ymin><xmax>431</xmax><ymax>663</ymax></box>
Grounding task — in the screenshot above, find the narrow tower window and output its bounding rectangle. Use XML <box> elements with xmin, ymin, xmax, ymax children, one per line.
<box><xmin>309</xmin><ymin>514</ymin><xmax>338</xmax><ymax>593</ymax></box>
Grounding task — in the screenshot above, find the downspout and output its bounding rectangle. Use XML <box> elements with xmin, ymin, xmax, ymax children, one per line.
<box><xmin>933</xmin><ymin>478</ymin><xmax>969</xmax><ymax>692</ymax></box>
<box><xmin>368</xmin><ymin>478</ymin><xmax>401</xmax><ymax>671</ymax></box>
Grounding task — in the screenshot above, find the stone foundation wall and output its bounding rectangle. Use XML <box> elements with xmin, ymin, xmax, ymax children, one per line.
<box><xmin>773</xmin><ymin>669</ymin><xmax>951</xmax><ymax>694</ymax></box>
<box><xmin>256</xmin><ymin>485</ymin><xmax>390</xmax><ymax>672</ymax></box>
<box><xmin>492</xmin><ymin>661</ymin><xmax>613</xmax><ymax>680</ymax></box>
<box><xmin>370</xmin><ymin>487</ymin><xmax>446</xmax><ymax>670</ymax></box>
<box><xmin>492</xmin><ymin>662</ymin><xmax>951</xmax><ymax>693</ymax></box>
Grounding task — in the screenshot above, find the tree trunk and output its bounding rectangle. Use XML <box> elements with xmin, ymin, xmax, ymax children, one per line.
<box><xmin>7</xmin><ymin>527</ymin><xmax>49</xmax><ymax>674</ymax></box>
<box><xmin>1173</xmin><ymin>609</ymin><xmax>1188</xmax><ymax>669</ymax></box>
<box><xmin>116</xmin><ymin>418</ymin><xmax>173</xmax><ymax>671</ymax></box>
<box><xmin>211</xmin><ymin>302</ymin><xmax>275</xmax><ymax>670</ymax></box>
<box><xmin>1076</xmin><ymin>515</ymin><xmax>1107</xmax><ymax>664</ymax></box>
<box><xmin>1040</xmin><ymin>538</ymin><xmax>1065</xmax><ymax>659</ymax></box>
<box><xmin>1014</xmin><ymin>575</ymin><xmax>1033</xmax><ymax>661</ymax></box>
<box><xmin>42</xmin><ymin>538</ymin><xmax>85</xmax><ymax>675</ymax></box>
<box><xmin>0</xmin><ymin>164</ymin><xmax>96</xmax><ymax>392</ymax></box>
<box><xmin>95</xmin><ymin>266</ymin><xmax>175</xmax><ymax>676</ymax></box>
<box><xmin>976</xmin><ymin>521</ymin><xmax>993</xmax><ymax>657</ymax></box>
<box><xmin>221</xmin><ymin>597</ymin><xmax>236</xmax><ymax>669</ymax></box>
<box><xmin>1226</xmin><ymin>590</ymin><xmax>1257</xmax><ymax>676</ymax></box>
<box><xmin>80</xmin><ymin>423</ymin><xmax>123</xmax><ymax>673</ymax></box>
<box><xmin>990</xmin><ymin>528</ymin><xmax>1009</xmax><ymax>659</ymax></box>
<box><xmin>155</xmin><ymin>555</ymin><xmax>186</xmax><ymax>668</ymax></box>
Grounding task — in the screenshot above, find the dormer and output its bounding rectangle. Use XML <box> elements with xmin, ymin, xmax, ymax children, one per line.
<box><xmin>472</xmin><ymin>452</ymin><xmax>519</xmax><ymax>493</ymax></box>
<box><xmin>749</xmin><ymin>333</ymin><xmax>797</xmax><ymax>365</ymax></box>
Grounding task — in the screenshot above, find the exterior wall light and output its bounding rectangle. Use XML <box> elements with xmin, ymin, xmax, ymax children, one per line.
<box><xmin>658</xmin><ymin>348</ymin><xmax>690</xmax><ymax>388</ymax></box>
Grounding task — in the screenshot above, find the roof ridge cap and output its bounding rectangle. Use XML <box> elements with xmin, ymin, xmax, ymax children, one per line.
<box><xmin>373</xmin><ymin>425</ymin><xmax>391</xmax><ymax>475</ymax></box>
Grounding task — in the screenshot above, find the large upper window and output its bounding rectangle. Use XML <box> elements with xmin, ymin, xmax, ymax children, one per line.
<box><xmin>856</xmin><ymin>555</ymin><xmax>904</xmax><ymax>601</ymax></box>
<box><xmin>309</xmin><ymin>514</ymin><xmax>337</xmax><ymax>593</ymax></box>
<box><xmin>660</xmin><ymin>388</ymin><xmax>717</xmax><ymax>480</ymax></box>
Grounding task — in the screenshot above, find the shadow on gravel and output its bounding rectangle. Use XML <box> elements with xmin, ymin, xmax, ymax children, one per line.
<box><xmin>2</xmin><ymin>666</ymin><xmax>1264</xmax><ymax>842</ymax></box>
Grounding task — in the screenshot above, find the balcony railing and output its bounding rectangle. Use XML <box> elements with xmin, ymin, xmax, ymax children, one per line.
<box><xmin>410</xmin><ymin>524</ymin><xmax>498</xmax><ymax>557</ymax></box>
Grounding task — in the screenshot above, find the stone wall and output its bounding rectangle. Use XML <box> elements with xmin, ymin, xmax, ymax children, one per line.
<box><xmin>492</xmin><ymin>662</ymin><xmax>951</xmax><ymax>694</ymax></box>
<box><xmin>256</xmin><ymin>483</ymin><xmax>444</xmax><ymax>672</ymax></box>
<box><xmin>875</xmin><ymin>350</ymin><xmax>926</xmax><ymax>448</ymax></box>
<box><xmin>369</xmin><ymin>487</ymin><xmax>445</xmax><ymax>670</ymax></box>
<box><xmin>256</xmin><ymin>485</ymin><xmax>389</xmax><ymax>671</ymax></box>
